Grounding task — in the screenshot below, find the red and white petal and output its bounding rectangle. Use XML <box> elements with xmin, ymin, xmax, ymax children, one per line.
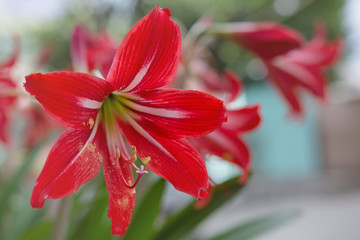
<box><xmin>86</xmin><ymin>31</ymin><xmax>117</xmax><ymax>77</ymax></box>
<box><xmin>24</xmin><ymin>72</ymin><xmax>113</xmax><ymax>129</ymax></box>
<box><xmin>128</xmin><ymin>89</ymin><xmax>225</xmax><ymax>138</ymax></box>
<box><xmin>0</xmin><ymin>78</ymin><xmax>17</xmax><ymax>145</ymax></box>
<box><xmin>265</xmin><ymin>62</ymin><xmax>304</xmax><ymax>115</ymax></box>
<box><xmin>103</xmin><ymin>156</ymin><xmax>135</xmax><ymax>237</ymax></box>
<box><xmin>222</xmin><ymin>105</ymin><xmax>261</xmax><ymax>132</ymax></box>
<box><xmin>71</xmin><ymin>25</ymin><xmax>89</xmax><ymax>72</ymax></box>
<box><xmin>211</xmin><ymin>22</ymin><xmax>304</xmax><ymax>59</ymax></box>
<box><xmin>192</xmin><ymin>129</ymin><xmax>251</xmax><ymax>181</ymax></box>
<box><xmin>31</xmin><ymin>123</ymin><xmax>106</xmax><ymax>208</ymax></box>
<box><xmin>106</xmin><ymin>5</ymin><xmax>180</xmax><ymax>92</ymax></box>
<box><xmin>118</xmin><ymin>118</ymin><xmax>209</xmax><ymax>198</ymax></box>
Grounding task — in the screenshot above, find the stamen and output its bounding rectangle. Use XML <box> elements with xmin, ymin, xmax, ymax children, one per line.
<box><xmin>116</xmin><ymin>148</ymin><xmax>121</xmax><ymax>159</ymax></box>
<box><xmin>117</xmin><ymin>146</ymin><xmax>150</xmax><ymax>189</ymax></box>
<box><xmin>136</xmin><ymin>165</ymin><xmax>148</xmax><ymax>175</ymax></box>
<box><xmin>130</xmin><ymin>146</ymin><xmax>137</xmax><ymax>163</ymax></box>
<box><xmin>119</xmin><ymin>163</ymin><xmax>149</xmax><ymax>189</ymax></box>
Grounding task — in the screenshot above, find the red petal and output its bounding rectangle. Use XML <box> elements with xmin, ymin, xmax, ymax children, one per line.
<box><xmin>86</xmin><ymin>31</ymin><xmax>117</xmax><ymax>77</ymax></box>
<box><xmin>128</xmin><ymin>89</ymin><xmax>225</xmax><ymax>138</ymax></box>
<box><xmin>71</xmin><ymin>25</ymin><xmax>88</xmax><ymax>72</ymax></box>
<box><xmin>222</xmin><ymin>105</ymin><xmax>261</xmax><ymax>132</ymax></box>
<box><xmin>106</xmin><ymin>5</ymin><xmax>180</xmax><ymax>92</ymax></box>
<box><xmin>262</xmin><ymin>24</ymin><xmax>342</xmax><ymax>116</ymax></box>
<box><xmin>188</xmin><ymin>59</ymin><xmax>243</xmax><ymax>103</ymax></box>
<box><xmin>103</xmin><ymin>156</ymin><xmax>136</xmax><ymax>237</ymax></box>
<box><xmin>223</xmin><ymin>70</ymin><xmax>243</xmax><ymax>103</ymax></box>
<box><xmin>0</xmin><ymin>78</ymin><xmax>17</xmax><ymax>145</ymax></box>
<box><xmin>24</xmin><ymin>72</ymin><xmax>113</xmax><ymax>129</ymax></box>
<box><xmin>118</xmin><ymin>118</ymin><xmax>209</xmax><ymax>198</ymax></box>
<box><xmin>192</xmin><ymin>129</ymin><xmax>251</xmax><ymax>178</ymax></box>
<box><xmin>31</xmin><ymin>125</ymin><xmax>106</xmax><ymax>208</ymax></box>
<box><xmin>213</xmin><ymin>22</ymin><xmax>304</xmax><ymax>59</ymax></box>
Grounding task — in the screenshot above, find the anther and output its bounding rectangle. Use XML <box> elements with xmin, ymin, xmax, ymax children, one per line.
<box><xmin>116</xmin><ymin>148</ymin><xmax>121</xmax><ymax>159</ymax></box>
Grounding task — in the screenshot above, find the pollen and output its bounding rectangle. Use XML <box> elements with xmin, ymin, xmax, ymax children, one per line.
<box><xmin>86</xmin><ymin>143</ymin><xmax>96</xmax><ymax>153</ymax></box>
<box><xmin>117</xmin><ymin>197</ymin><xmax>129</xmax><ymax>208</ymax></box>
<box><xmin>89</xmin><ymin>118</ymin><xmax>95</xmax><ymax>128</ymax></box>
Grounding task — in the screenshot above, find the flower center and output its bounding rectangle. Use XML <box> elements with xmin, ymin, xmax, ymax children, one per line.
<box><xmin>99</xmin><ymin>93</ymin><xmax>150</xmax><ymax>189</ymax></box>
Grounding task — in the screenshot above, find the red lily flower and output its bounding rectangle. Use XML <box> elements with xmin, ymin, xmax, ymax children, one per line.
<box><xmin>71</xmin><ymin>24</ymin><xmax>117</xmax><ymax>76</ymax></box>
<box><xmin>190</xmin><ymin>70</ymin><xmax>261</xmax><ymax>182</ymax></box>
<box><xmin>0</xmin><ymin>37</ymin><xmax>20</xmax><ymax>145</ymax></box>
<box><xmin>211</xmin><ymin>22</ymin><xmax>304</xmax><ymax>60</ymax></box>
<box><xmin>264</xmin><ymin>24</ymin><xmax>342</xmax><ymax>115</ymax></box>
<box><xmin>210</xmin><ymin>22</ymin><xmax>342</xmax><ymax>116</ymax></box>
<box><xmin>25</xmin><ymin>6</ymin><xmax>225</xmax><ymax>236</ymax></box>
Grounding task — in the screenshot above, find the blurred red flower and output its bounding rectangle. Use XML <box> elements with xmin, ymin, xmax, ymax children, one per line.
<box><xmin>0</xmin><ymin>37</ymin><xmax>20</xmax><ymax>145</ymax></box>
<box><xmin>71</xmin><ymin>24</ymin><xmax>117</xmax><ymax>76</ymax></box>
<box><xmin>211</xmin><ymin>22</ymin><xmax>342</xmax><ymax>116</ymax></box>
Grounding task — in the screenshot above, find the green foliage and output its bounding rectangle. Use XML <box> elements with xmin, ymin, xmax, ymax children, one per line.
<box><xmin>203</xmin><ymin>210</ymin><xmax>299</xmax><ymax>240</ymax></box>
<box><xmin>152</xmin><ymin>177</ymin><xmax>246</xmax><ymax>240</ymax></box>
<box><xmin>18</xmin><ymin>221</ymin><xmax>53</xmax><ymax>240</ymax></box>
<box><xmin>123</xmin><ymin>179</ymin><xmax>166</xmax><ymax>240</ymax></box>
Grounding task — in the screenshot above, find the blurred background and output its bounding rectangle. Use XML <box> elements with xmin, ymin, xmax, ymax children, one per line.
<box><xmin>0</xmin><ymin>0</ymin><xmax>359</xmax><ymax>239</ymax></box>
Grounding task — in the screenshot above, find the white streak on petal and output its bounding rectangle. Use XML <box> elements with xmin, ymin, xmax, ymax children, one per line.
<box><xmin>124</xmin><ymin>100</ymin><xmax>186</xmax><ymax>118</ymax></box>
<box><xmin>48</xmin><ymin>114</ymin><xmax>101</xmax><ymax>184</ymax></box>
<box><xmin>77</xmin><ymin>97</ymin><xmax>103</xmax><ymax>109</ymax></box>
<box><xmin>124</xmin><ymin>115</ymin><xmax>174</xmax><ymax>160</ymax></box>
<box><xmin>273</xmin><ymin>57</ymin><xmax>317</xmax><ymax>87</ymax></box>
<box><xmin>122</xmin><ymin>52</ymin><xmax>157</xmax><ymax>93</ymax></box>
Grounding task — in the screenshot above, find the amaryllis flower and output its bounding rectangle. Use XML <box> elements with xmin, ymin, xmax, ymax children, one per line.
<box><xmin>210</xmin><ymin>22</ymin><xmax>304</xmax><ymax>60</ymax></box>
<box><xmin>190</xmin><ymin>70</ymin><xmax>261</xmax><ymax>182</ymax></box>
<box><xmin>25</xmin><ymin>6</ymin><xmax>225</xmax><ymax>236</ymax></box>
<box><xmin>209</xmin><ymin>22</ymin><xmax>342</xmax><ymax>116</ymax></box>
<box><xmin>0</xmin><ymin>37</ymin><xmax>20</xmax><ymax>145</ymax></box>
<box><xmin>71</xmin><ymin>24</ymin><xmax>117</xmax><ymax>76</ymax></box>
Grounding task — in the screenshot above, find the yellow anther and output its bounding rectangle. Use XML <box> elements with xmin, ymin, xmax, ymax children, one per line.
<box><xmin>130</xmin><ymin>146</ymin><xmax>137</xmax><ymax>163</ymax></box>
<box><xmin>142</xmin><ymin>157</ymin><xmax>151</xmax><ymax>165</ymax></box>
<box><xmin>116</xmin><ymin>148</ymin><xmax>121</xmax><ymax>159</ymax></box>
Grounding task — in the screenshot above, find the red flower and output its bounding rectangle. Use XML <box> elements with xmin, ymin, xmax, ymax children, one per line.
<box><xmin>190</xmin><ymin>70</ymin><xmax>261</xmax><ymax>182</ymax></box>
<box><xmin>71</xmin><ymin>24</ymin><xmax>117</xmax><ymax>76</ymax></box>
<box><xmin>25</xmin><ymin>6</ymin><xmax>225</xmax><ymax>236</ymax></box>
<box><xmin>210</xmin><ymin>22</ymin><xmax>342</xmax><ymax>116</ymax></box>
<box><xmin>0</xmin><ymin>37</ymin><xmax>20</xmax><ymax>145</ymax></box>
<box><xmin>264</xmin><ymin>24</ymin><xmax>342</xmax><ymax>115</ymax></box>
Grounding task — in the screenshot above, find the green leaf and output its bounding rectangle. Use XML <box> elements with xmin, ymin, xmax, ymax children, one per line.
<box><xmin>152</xmin><ymin>176</ymin><xmax>246</xmax><ymax>240</ymax></box>
<box><xmin>205</xmin><ymin>210</ymin><xmax>299</xmax><ymax>240</ymax></box>
<box><xmin>123</xmin><ymin>179</ymin><xmax>166</xmax><ymax>240</ymax></box>
<box><xmin>17</xmin><ymin>221</ymin><xmax>53</xmax><ymax>240</ymax></box>
<box><xmin>67</xmin><ymin>176</ymin><xmax>112</xmax><ymax>240</ymax></box>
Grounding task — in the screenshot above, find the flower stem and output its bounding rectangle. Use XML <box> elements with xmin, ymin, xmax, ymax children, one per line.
<box><xmin>51</xmin><ymin>195</ymin><xmax>73</xmax><ymax>240</ymax></box>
